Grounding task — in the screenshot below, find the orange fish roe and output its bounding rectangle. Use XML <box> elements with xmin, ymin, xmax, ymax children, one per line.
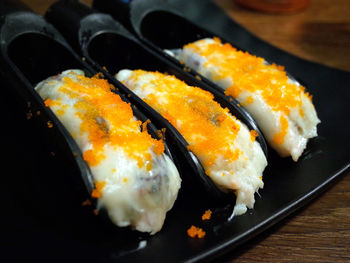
<box><xmin>44</xmin><ymin>98</ymin><xmax>54</xmax><ymax>107</ymax></box>
<box><xmin>47</xmin><ymin>121</ymin><xmax>53</xmax><ymax>128</ymax></box>
<box><xmin>141</xmin><ymin>119</ymin><xmax>151</xmax><ymax>132</ymax></box>
<box><xmin>187</xmin><ymin>225</ymin><xmax>206</xmax><ymax>238</ymax></box>
<box><xmin>183</xmin><ymin>38</ymin><xmax>313</xmax><ymax>143</ymax></box>
<box><xmin>56</xmin><ymin>109</ymin><xmax>65</xmax><ymax>116</ymax></box>
<box><xmin>184</xmin><ymin>37</ymin><xmax>311</xmax><ymax>114</ymax></box>
<box><xmin>250</xmin><ymin>130</ymin><xmax>259</xmax><ymax>142</ymax></box>
<box><xmin>91</xmin><ymin>181</ymin><xmax>106</xmax><ymax>199</ymax></box>
<box><xmin>202</xmin><ymin>209</ymin><xmax>212</xmax><ymax>220</ymax></box>
<box><xmin>241</xmin><ymin>95</ymin><xmax>254</xmax><ymax>106</ymax></box>
<box><xmin>44</xmin><ymin>97</ymin><xmax>63</xmax><ymax>108</ymax></box>
<box><xmin>272</xmin><ymin>115</ymin><xmax>289</xmax><ymax>145</ymax></box>
<box><xmin>48</xmin><ymin>72</ymin><xmax>164</xmax><ymax>168</ymax></box>
<box><xmin>127</xmin><ymin>70</ymin><xmax>243</xmax><ymax>171</ymax></box>
<box><xmin>83</xmin><ymin>149</ymin><xmax>104</xmax><ymax>167</ymax></box>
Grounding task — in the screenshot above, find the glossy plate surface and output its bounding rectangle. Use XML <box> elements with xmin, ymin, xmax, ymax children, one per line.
<box><xmin>1</xmin><ymin>0</ymin><xmax>350</xmax><ymax>262</ymax></box>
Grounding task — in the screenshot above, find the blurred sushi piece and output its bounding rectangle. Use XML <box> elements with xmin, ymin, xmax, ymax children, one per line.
<box><xmin>169</xmin><ymin>38</ymin><xmax>320</xmax><ymax>161</ymax></box>
<box><xmin>116</xmin><ymin>70</ymin><xmax>267</xmax><ymax>216</ymax></box>
<box><xmin>35</xmin><ymin>70</ymin><xmax>181</xmax><ymax>234</ymax></box>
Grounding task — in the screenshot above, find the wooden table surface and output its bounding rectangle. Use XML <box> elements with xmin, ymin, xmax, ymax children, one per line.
<box><xmin>21</xmin><ymin>0</ymin><xmax>350</xmax><ymax>262</ymax></box>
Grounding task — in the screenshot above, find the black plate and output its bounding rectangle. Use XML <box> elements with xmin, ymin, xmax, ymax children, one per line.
<box><xmin>1</xmin><ymin>1</ymin><xmax>350</xmax><ymax>263</ymax></box>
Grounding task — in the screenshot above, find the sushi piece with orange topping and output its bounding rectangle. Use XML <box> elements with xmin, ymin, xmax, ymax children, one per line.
<box><xmin>116</xmin><ymin>69</ymin><xmax>267</xmax><ymax>216</ymax></box>
<box><xmin>35</xmin><ymin>70</ymin><xmax>181</xmax><ymax>234</ymax></box>
<box><xmin>170</xmin><ymin>38</ymin><xmax>320</xmax><ymax>161</ymax></box>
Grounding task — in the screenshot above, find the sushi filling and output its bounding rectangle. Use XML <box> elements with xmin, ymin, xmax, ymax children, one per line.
<box><xmin>117</xmin><ymin>69</ymin><xmax>267</xmax><ymax>216</ymax></box>
<box><xmin>168</xmin><ymin>37</ymin><xmax>320</xmax><ymax>161</ymax></box>
<box><xmin>35</xmin><ymin>70</ymin><xmax>181</xmax><ymax>234</ymax></box>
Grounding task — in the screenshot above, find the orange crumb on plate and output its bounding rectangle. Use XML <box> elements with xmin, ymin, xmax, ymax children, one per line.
<box><xmin>187</xmin><ymin>225</ymin><xmax>206</xmax><ymax>238</ymax></box>
<box><xmin>47</xmin><ymin>121</ymin><xmax>53</xmax><ymax>128</ymax></box>
<box><xmin>202</xmin><ymin>209</ymin><xmax>212</xmax><ymax>220</ymax></box>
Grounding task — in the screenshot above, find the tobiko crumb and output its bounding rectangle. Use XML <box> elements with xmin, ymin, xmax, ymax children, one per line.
<box><xmin>202</xmin><ymin>209</ymin><xmax>212</xmax><ymax>221</ymax></box>
<box><xmin>91</xmin><ymin>181</ymin><xmax>106</xmax><ymax>199</ymax></box>
<box><xmin>250</xmin><ymin>130</ymin><xmax>259</xmax><ymax>142</ymax></box>
<box><xmin>187</xmin><ymin>225</ymin><xmax>206</xmax><ymax>238</ymax></box>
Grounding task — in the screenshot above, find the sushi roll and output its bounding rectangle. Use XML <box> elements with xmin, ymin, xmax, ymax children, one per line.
<box><xmin>170</xmin><ymin>37</ymin><xmax>320</xmax><ymax>161</ymax></box>
<box><xmin>116</xmin><ymin>70</ymin><xmax>267</xmax><ymax>216</ymax></box>
<box><xmin>35</xmin><ymin>70</ymin><xmax>181</xmax><ymax>234</ymax></box>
